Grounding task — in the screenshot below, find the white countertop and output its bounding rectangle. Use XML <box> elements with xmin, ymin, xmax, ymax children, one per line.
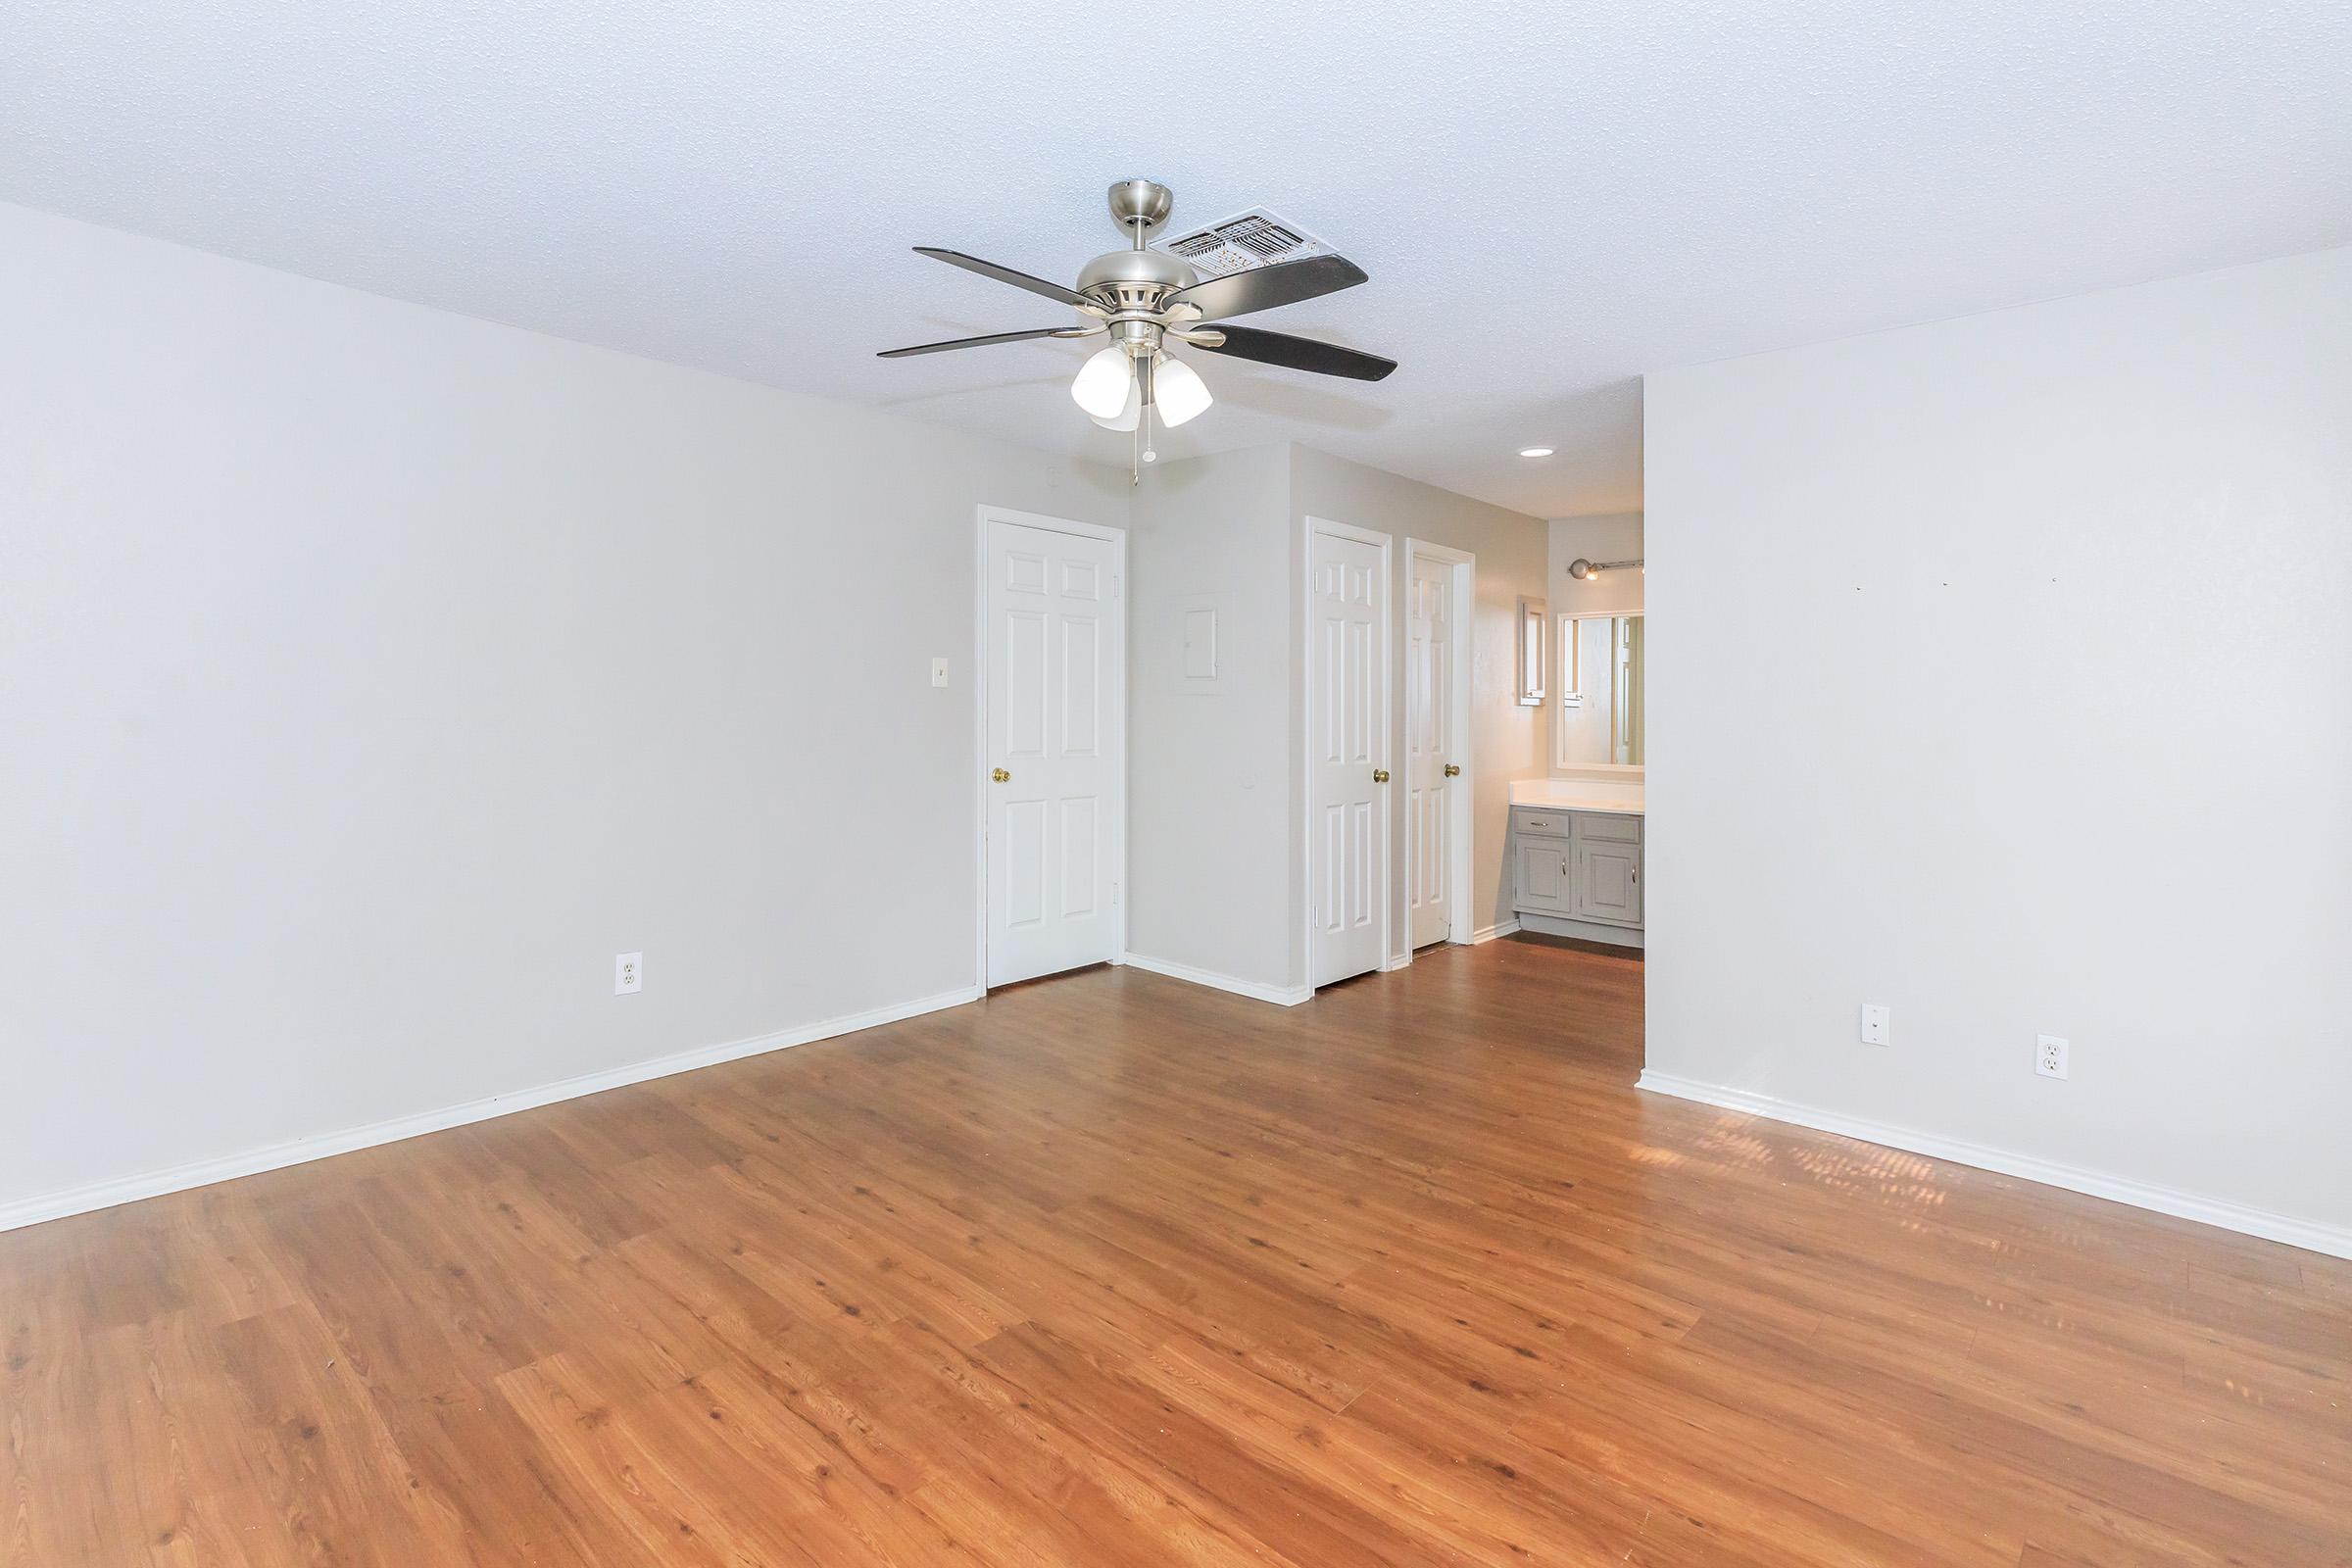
<box><xmin>1510</xmin><ymin>778</ymin><xmax>1646</xmax><ymax>815</ymax></box>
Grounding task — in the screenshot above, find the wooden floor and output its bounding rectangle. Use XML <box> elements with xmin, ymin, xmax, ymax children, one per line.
<box><xmin>4</xmin><ymin>940</ymin><xmax>2347</xmax><ymax>1566</ymax></box>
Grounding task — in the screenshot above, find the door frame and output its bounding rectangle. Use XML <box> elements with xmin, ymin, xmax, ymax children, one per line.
<box><xmin>972</xmin><ymin>505</ymin><xmax>1128</xmax><ymax>991</ymax></box>
<box><xmin>1400</xmin><ymin>537</ymin><xmax>1477</xmax><ymax>956</ymax></box>
<box><xmin>1300</xmin><ymin>514</ymin><xmax>1394</xmax><ymax>990</ymax></box>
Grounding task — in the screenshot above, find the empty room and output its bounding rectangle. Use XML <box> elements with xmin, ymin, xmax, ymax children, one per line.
<box><xmin>3</xmin><ymin>4</ymin><xmax>2348</xmax><ymax>1564</ymax></box>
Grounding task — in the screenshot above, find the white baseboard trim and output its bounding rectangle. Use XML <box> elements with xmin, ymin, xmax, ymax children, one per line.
<box><xmin>0</xmin><ymin>984</ymin><xmax>985</xmax><ymax>1237</ymax></box>
<box><xmin>1471</xmin><ymin>918</ymin><xmax>1522</xmax><ymax>944</ymax></box>
<box><xmin>1118</xmin><ymin>953</ymin><xmax>1313</xmax><ymax>1007</ymax></box>
<box><xmin>1635</xmin><ymin>1070</ymin><xmax>2352</xmax><ymax>1262</ymax></box>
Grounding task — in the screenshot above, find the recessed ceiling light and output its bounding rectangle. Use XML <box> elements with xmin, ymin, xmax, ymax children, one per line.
<box><xmin>1518</xmin><ymin>446</ymin><xmax>1554</xmax><ymax>458</ymax></box>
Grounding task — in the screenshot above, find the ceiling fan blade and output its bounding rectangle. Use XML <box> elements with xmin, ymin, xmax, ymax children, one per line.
<box><xmin>913</xmin><ymin>247</ymin><xmax>1090</xmax><ymax>308</ymax></box>
<box><xmin>1167</xmin><ymin>255</ymin><xmax>1369</xmax><ymax>321</ymax></box>
<box><xmin>1189</xmin><ymin>324</ymin><xmax>1396</xmax><ymax>382</ymax></box>
<box><xmin>877</xmin><ymin>326</ymin><xmax>1095</xmax><ymax>359</ymax></box>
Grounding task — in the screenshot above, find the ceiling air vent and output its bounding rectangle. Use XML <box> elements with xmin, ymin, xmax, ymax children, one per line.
<box><xmin>1152</xmin><ymin>209</ymin><xmax>1331</xmax><ymax>279</ymax></box>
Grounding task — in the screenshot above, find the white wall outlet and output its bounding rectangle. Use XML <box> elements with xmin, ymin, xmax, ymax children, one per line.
<box><xmin>930</xmin><ymin>658</ymin><xmax>949</xmax><ymax>688</ymax></box>
<box><xmin>614</xmin><ymin>953</ymin><xmax>643</xmax><ymax>995</ymax></box>
<box><xmin>1860</xmin><ymin>1004</ymin><xmax>1890</xmax><ymax>1046</ymax></box>
<box><xmin>2036</xmin><ymin>1034</ymin><xmax>2069</xmax><ymax>1080</ymax></box>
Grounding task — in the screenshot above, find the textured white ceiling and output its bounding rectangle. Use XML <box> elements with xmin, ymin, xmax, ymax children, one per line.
<box><xmin>3</xmin><ymin>2</ymin><xmax>2346</xmax><ymax>516</ymax></box>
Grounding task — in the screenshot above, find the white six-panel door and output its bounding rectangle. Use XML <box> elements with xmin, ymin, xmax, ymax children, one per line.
<box><xmin>1405</xmin><ymin>551</ymin><xmax>1457</xmax><ymax>950</ymax></box>
<box><xmin>985</xmin><ymin>515</ymin><xmax>1121</xmax><ymax>988</ymax></box>
<box><xmin>1308</xmin><ymin>523</ymin><xmax>1389</xmax><ymax>988</ymax></box>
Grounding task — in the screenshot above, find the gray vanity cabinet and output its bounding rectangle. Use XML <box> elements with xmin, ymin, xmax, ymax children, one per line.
<box><xmin>1573</xmin><ymin>832</ymin><xmax>1642</xmax><ymax>925</ymax></box>
<box><xmin>1513</xmin><ymin>834</ymin><xmax>1576</xmax><ymax>915</ymax></box>
<box><xmin>1510</xmin><ymin>806</ymin><xmax>1643</xmax><ymax>943</ymax></box>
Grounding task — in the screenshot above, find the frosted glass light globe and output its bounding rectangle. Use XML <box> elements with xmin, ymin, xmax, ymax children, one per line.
<box><xmin>1153</xmin><ymin>355</ymin><xmax>1212</xmax><ymax>427</ymax></box>
<box><xmin>1091</xmin><ymin>377</ymin><xmax>1142</xmax><ymax>431</ymax></box>
<box><xmin>1070</xmin><ymin>345</ymin><xmax>1134</xmax><ymax>419</ymax></box>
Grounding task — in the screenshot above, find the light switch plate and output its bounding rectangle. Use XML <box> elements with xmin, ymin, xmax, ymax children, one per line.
<box><xmin>930</xmin><ymin>658</ymin><xmax>949</xmax><ymax>688</ymax></box>
<box><xmin>1860</xmin><ymin>1004</ymin><xmax>1890</xmax><ymax>1046</ymax></box>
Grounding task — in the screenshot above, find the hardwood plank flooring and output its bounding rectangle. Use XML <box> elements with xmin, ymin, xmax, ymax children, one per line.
<box><xmin>3</xmin><ymin>938</ymin><xmax>2346</xmax><ymax>1565</ymax></box>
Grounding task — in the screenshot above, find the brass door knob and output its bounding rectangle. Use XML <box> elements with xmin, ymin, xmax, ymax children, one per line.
<box><xmin>1372</xmin><ymin>768</ymin><xmax>1391</xmax><ymax>784</ymax></box>
<box><xmin>1443</xmin><ymin>763</ymin><xmax>1461</xmax><ymax>777</ymax></box>
<box><xmin>991</xmin><ymin>767</ymin><xmax>1010</xmax><ymax>783</ymax></box>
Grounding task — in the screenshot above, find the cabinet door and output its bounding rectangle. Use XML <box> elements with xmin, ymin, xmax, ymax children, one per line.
<box><xmin>1514</xmin><ymin>838</ymin><xmax>1576</xmax><ymax>914</ymax></box>
<box><xmin>1573</xmin><ymin>835</ymin><xmax>1643</xmax><ymax>926</ymax></box>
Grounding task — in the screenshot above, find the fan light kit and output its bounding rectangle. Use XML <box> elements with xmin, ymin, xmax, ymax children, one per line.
<box><xmin>880</xmin><ymin>179</ymin><xmax>1396</xmax><ymax>482</ymax></box>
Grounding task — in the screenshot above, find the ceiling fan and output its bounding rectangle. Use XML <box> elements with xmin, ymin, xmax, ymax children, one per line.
<box><xmin>879</xmin><ymin>179</ymin><xmax>1396</xmax><ymax>473</ymax></box>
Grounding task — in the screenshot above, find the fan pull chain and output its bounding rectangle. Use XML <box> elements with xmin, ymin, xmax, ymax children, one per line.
<box><xmin>1128</xmin><ymin>391</ymin><xmax>1160</xmax><ymax>485</ymax></box>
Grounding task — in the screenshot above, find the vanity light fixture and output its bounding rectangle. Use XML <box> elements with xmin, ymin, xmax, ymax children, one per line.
<box><xmin>1568</xmin><ymin>557</ymin><xmax>1644</xmax><ymax>580</ymax></box>
<box><xmin>1518</xmin><ymin>446</ymin><xmax>1555</xmax><ymax>458</ymax></box>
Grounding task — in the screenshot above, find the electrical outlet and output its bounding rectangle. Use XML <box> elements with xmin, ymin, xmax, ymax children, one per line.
<box><xmin>614</xmin><ymin>953</ymin><xmax>643</xmax><ymax>995</ymax></box>
<box><xmin>931</xmin><ymin>658</ymin><xmax>949</xmax><ymax>688</ymax></box>
<box><xmin>2036</xmin><ymin>1034</ymin><xmax>2069</xmax><ymax>1080</ymax></box>
<box><xmin>1860</xmin><ymin>1004</ymin><xmax>1890</xmax><ymax>1047</ymax></box>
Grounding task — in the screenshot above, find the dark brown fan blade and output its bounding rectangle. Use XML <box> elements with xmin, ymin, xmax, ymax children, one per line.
<box><xmin>878</xmin><ymin>326</ymin><xmax>1089</xmax><ymax>359</ymax></box>
<box><xmin>913</xmin><ymin>247</ymin><xmax>1090</xmax><ymax>308</ymax></box>
<box><xmin>1191</xmin><ymin>324</ymin><xmax>1396</xmax><ymax>381</ymax></box>
<box><xmin>1167</xmin><ymin>255</ymin><xmax>1369</xmax><ymax>321</ymax></box>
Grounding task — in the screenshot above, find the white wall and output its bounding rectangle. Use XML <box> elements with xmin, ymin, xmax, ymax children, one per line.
<box><xmin>0</xmin><ymin>202</ymin><xmax>1128</xmax><ymax>1222</ymax></box>
<box><xmin>1125</xmin><ymin>446</ymin><xmax>1296</xmax><ymax>993</ymax></box>
<box><xmin>1644</xmin><ymin>244</ymin><xmax>2352</xmax><ymax>1253</ymax></box>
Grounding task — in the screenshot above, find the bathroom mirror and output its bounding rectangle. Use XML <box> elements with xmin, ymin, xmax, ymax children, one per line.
<box><xmin>1557</xmin><ymin>612</ymin><xmax>1644</xmax><ymax>766</ymax></box>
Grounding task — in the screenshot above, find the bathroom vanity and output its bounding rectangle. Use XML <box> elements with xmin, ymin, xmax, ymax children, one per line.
<box><xmin>1516</xmin><ymin>593</ymin><xmax>1644</xmax><ymax>946</ymax></box>
<box><xmin>1509</xmin><ymin>783</ymin><xmax>1643</xmax><ymax>947</ymax></box>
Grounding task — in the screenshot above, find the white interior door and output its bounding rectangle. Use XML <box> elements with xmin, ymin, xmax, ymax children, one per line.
<box><xmin>1308</xmin><ymin>524</ymin><xmax>1388</xmax><ymax>988</ymax></box>
<box><xmin>985</xmin><ymin>516</ymin><xmax>1120</xmax><ymax>987</ymax></box>
<box><xmin>1405</xmin><ymin>552</ymin><xmax>1457</xmax><ymax>949</ymax></box>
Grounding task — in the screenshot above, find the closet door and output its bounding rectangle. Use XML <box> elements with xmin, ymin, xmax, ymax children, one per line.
<box><xmin>985</xmin><ymin>516</ymin><xmax>1122</xmax><ymax>986</ymax></box>
<box><xmin>1308</xmin><ymin>523</ymin><xmax>1390</xmax><ymax>987</ymax></box>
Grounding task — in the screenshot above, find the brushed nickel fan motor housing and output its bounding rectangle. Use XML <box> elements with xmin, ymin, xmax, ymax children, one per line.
<box><xmin>1076</xmin><ymin>246</ymin><xmax>1196</xmax><ymax>299</ymax></box>
<box><xmin>1077</xmin><ymin>179</ymin><xmax>1199</xmax><ymax>334</ymax></box>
